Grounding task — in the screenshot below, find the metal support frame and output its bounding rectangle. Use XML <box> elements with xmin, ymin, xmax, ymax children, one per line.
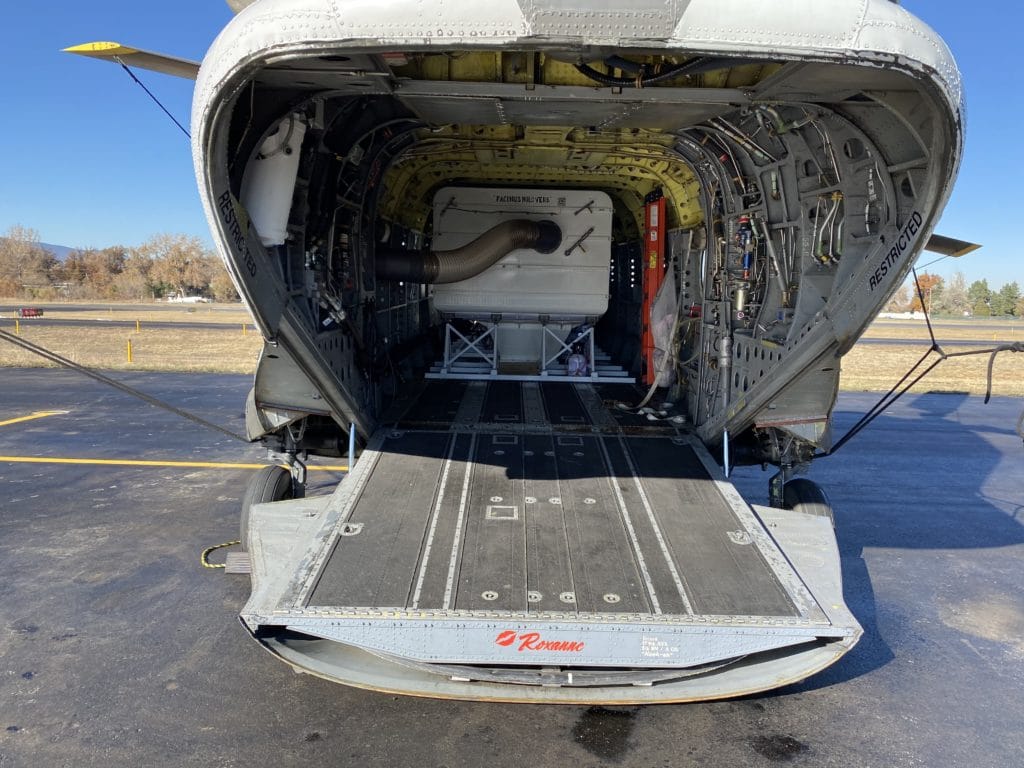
<box><xmin>443</xmin><ymin>322</ymin><xmax>498</xmax><ymax>375</ymax></box>
<box><xmin>540</xmin><ymin>324</ymin><xmax>596</xmax><ymax>379</ymax></box>
<box><xmin>430</xmin><ymin>320</ymin><xmax>632</xmax><ymax>382</ymax></box>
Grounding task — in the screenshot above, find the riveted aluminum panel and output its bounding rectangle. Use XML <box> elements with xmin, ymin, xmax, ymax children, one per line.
<box><xmin>281</xmin><ymin>616</ymin><xmax>842</xmax><ymax>668</ymax></box>
<box><xmin>518</xmin><ymin>0</ymin><xmax>688</xmax><ymax>39</ymax></box>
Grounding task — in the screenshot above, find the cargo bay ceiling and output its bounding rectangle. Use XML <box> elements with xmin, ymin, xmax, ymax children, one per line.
<box><xmin>228</xmin><ymin>49</ymin><xmax>939</xmax><ymax>245</ymax></box>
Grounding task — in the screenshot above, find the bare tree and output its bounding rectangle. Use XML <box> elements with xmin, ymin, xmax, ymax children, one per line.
<box><xmin>0</xmin><ymin>224</ymin><xmax>59</xmax><ymax>298</ymax></box>
<box><xmin>138</xmin><ymin>233</ymin><xmax>215</xmax><ymax>297</ymax></box>
<box><xmin>209</xmin><ymin>262</ymin><xmax>240</xmax><ymax>302</ymax></box>
<box><xmin>932</xmin><ymin>270</ymin><xmax>970</xmax><ymax>316</ymax></box>
<box><xmin>113</xmin><ymin>251</ymin><xmax>156</xmax><ymax>300</ymax></box>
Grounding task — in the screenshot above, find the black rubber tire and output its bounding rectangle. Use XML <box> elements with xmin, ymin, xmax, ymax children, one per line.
<box><xmin>782</xmin><ymin>478</ymin><xmax>835</xmax><ymax>528</ymax></box>
<box><xmin>239</xmin><ymin>465</ymin><xmax>294</xmax><ymax>545</ymax></box>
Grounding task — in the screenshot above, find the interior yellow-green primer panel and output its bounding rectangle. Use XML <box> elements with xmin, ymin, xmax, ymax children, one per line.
<box><xmin>378</xmin><ymin>53</ymin><xmax>779</xmax><ymax>236</ymax></box>
<box><xmin>379</xmin><ymin>126</ymin><xmax>702</xmax><ymax>237</ymax></box>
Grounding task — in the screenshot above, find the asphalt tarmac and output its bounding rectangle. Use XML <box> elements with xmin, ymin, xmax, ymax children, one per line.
<box><xmin>1</xmin><ymin>368</ymin><xmax>1022</xmax><ymax>768</ymax></box>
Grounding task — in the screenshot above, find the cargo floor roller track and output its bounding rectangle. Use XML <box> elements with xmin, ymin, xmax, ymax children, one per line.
<box><xmin>242</xmin><ymin>381</ymin><xmax>861</xmax><ymax>703</ymax></box>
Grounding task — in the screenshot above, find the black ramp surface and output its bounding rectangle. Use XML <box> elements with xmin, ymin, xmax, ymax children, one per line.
<box><xmin>309</xmin><ymin>431</ymin><xmax>452</xmax><ymax>607</ymax></box>
<box><xmin>598</xmin><ymin>436</ymin><xmax>694</xmax><ymax>616</ymax></box>
<box><xmin>553</xmin><ymin>435</ymin><xmax>650</xmax><ymax>614</ymax></box>
<box><xmin>307</xmin><ymin>432</ymin><xmax>799</xmax><ymax>617</ymax></box>
<box><xmin>481</xmin><ymin>381</ymin><xmax>524</xmax><ymax>423</ymax></box>
<box><xmin>405</xmin><ymin>432</ymin><xmax>477</xmax><ymax>609</ymax></box>
<box><xmin>400</xmin><ymin>380</ymin><xmax>468</xmax><ymax>425</ymax></box>
<box><xmin>454</xmin><ymin>434</ymin><xmax>528</xmax><ymax>611</ymax></box>
<box><xmin>306</xmin><ymin>379</ymin><xmax>798</xmax><ymax>619</ymax></box>
<box><xmin>539</xmin><ymin>383</ymin><xmax>591</xmax><ymax>426</ymax></box>
<box><xmin>520</xmin><ymin>433</ymin><xmax>577</xmax><ymax>612</ymax></box>
<box><xmin>623</xmin><ymin>437</ymin><xmax>797</xmax><ymax>617</ymax></box>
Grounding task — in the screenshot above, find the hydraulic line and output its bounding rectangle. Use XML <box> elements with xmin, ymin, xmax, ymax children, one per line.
<box><xmin>574</xmin><ymin>56</ymin><xmax>765</xmax><ymax>89</ymax></box>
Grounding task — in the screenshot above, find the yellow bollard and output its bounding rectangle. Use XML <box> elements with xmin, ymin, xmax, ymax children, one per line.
<box><xmin>136</xmin><ymin>319</ymin><xmax>141</xmax><ymax>333</ymax></box>
<box><xmin>242</xmin><ymin>323</ymin><xmax>247</xmax><ymax>336</ymax></box>
<box><xmin>14</xmin><ymin>318</ymin><xmax>19</xmax><ymax>335</ymax></box>
<box><xmin>127</xmin><ymin>339</ymin><xmax>133</xmax><ymax>363</ymax></box>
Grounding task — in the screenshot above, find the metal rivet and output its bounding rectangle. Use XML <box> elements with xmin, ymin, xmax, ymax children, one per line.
<box><xmin>559</xmin><ymin>592</ymin><xmax>576</xmax><ymax>604</ymax></box>
<box><xmin>482</xmin><ymin>591</ymin><xmax>498</xmax><ymax>601</ymax></box>
<box><xmin>490</xmin><ymin>496</ymin><xmax>503</xmax><ymax>503</ymax></box>
<box><xmin>583</xmin><ymin>498</ymin><xmax>596</xmax><ymax>505</ymax></box>
<box><xmin>603</xmin><ymin>593</ymin><xmax>621</xmax><ymax>604</ymax></box>
<box><xmin>527</xmin><ymin>591</ymin><xmax>543</xmax><ymax>603</ymax></box>
<box><xmin>525</xmin><ymin>496</ymin><xmax>537</xmax><ymax>504</ymax></box>
<box><xmin>549</xmin><ymin>497</ymin><xmax>562</xmax><ymax>505</ymax></box>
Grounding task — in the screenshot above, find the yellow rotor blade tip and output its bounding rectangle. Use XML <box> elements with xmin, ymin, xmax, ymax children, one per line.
<box><xmin>63</xmin><ymin>41</ymin><xmax>139</xmax><ymax>56</ymax></box>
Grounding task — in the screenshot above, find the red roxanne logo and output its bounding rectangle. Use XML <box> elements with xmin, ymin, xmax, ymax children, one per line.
<box><xmin>494</xmin><ymin>631</ymin><xmax>585</xmax><ymax>653</ymax></box>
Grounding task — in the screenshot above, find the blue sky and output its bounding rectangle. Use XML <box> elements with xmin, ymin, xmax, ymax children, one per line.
<box><xmin>0</xmin><ymin>1</ymin><xmax>1020</xmax><ymax>288</ymax></box>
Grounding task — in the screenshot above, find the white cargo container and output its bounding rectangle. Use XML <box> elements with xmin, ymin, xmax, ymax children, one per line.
<box><xmin>431</xmin><ymin>187</ymin><xmax>612</xmax><ymax>367</ymax></box>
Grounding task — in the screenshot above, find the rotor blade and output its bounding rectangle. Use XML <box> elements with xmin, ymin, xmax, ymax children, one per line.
<box><xmin>924</xmin><ymin>233</ymin><xmax>981</xmax><ymax>257</ymax></box>
<box><xmin>63</xmin><ymin>41</ymin><xmax>199</xmax><ymax>80</ymax></box>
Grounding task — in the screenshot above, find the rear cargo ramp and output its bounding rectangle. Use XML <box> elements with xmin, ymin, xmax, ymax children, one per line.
<box><xmin>242</xmin><ymin>382</ymin><xmax>860</xmax><ymax>702</ymax></box>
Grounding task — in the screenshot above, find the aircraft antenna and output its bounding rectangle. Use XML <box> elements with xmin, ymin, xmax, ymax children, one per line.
<box><xmin>114</xmin><ymin>57</ymin><xmax>191</xmax><ymax>139</ymax></box>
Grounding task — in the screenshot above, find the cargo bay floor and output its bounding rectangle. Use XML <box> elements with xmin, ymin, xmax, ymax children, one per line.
<box><xmin>309</xmin><ymin>380</ymin><xmax>803</xmax><ymax>620</ymax></box>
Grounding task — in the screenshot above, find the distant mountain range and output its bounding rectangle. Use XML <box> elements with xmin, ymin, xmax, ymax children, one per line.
<box><xmin>38</xmin><ymin>243</ymin><xmax>75</xmax><ymax>261</ymax></box>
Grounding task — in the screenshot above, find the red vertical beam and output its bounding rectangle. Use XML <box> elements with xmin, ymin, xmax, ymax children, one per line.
<box><xmin>641</xmin><ymin>196</ymin><xmax>666</xmax><ymax>386</ymax></box>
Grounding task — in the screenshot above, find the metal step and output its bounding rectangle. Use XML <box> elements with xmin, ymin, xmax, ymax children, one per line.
<box><xmin>223</xmin><ymin>552</ymin><xmax>252</xmax><ymax>575</ymax></box>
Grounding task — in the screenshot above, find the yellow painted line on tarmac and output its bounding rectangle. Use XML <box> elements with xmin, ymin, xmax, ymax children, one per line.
<box><xmin>0</xmin><ymin>410</ymin><xmax>69</xmax><ymax>428</ymax></box>
<box><xmin>0</xmin><ymin>456</ymin><xmax>348</xmax><ymax>471</ymax></box>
